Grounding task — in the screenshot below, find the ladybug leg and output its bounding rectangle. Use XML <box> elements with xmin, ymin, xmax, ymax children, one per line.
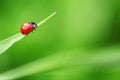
<box><xmin>34</xmin><ymin>28</ymin><xmax>36</xmax><ymax>31</ymax></box>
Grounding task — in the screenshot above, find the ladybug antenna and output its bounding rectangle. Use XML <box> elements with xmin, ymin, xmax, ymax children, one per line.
<box><xmin>37</xmin><ymin>11</ymin><xmax>56</xmax><ymax>26</ymax></box>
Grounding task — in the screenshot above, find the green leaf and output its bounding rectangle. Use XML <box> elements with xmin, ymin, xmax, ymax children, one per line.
<box><xmin>0</xmin><ymin>12</ymin><xmax>56</xmax><ymax>55</ymax></box>
<box><xmin>0</xmin><ymin>33</ymin><xmax>25</xmax><ymax>55</ymax></box>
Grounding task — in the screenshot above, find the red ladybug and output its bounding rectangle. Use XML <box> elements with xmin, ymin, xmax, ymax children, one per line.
<box><xmin>20</xmin><ymin>22</ymin><xmax>37</xmax><ymax>35</ymax></box>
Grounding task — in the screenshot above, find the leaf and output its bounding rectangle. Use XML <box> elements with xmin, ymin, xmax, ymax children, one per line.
<box><xmin>0</xmin><ymin>33</ymin><xmax>25</xmax><ymax>55</ymax></box>
<box><xmin>0</xmin><ymin>12</ymin><xmax>56</xmax><ymax>55</ymax></box>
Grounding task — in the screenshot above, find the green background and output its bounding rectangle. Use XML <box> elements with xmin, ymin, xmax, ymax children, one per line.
<box><xmin>0</xmin><ymin>0</ymin><xmax>120</xmax><ymax>80</ymax></box>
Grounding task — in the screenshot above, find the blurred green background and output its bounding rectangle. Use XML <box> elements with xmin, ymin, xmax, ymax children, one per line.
<box><xmin>0</xmin><ymin>0</ymin><xmax>120</xmax><ymax>80</ymax></box>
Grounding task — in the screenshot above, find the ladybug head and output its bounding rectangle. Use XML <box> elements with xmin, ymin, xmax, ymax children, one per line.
<box><xmin>28</xmin><ymin>22</ymin><xmax>37</xmax><ymax>29</ymax></box>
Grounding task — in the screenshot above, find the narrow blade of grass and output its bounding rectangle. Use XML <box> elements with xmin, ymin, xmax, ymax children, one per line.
<box><xmin>0</xmin><ymin>47</ymin><xmax>120</xmax><ymax>80</ymax></box>
<box><xmin>0</xmin><ymin>12</ymin><xmax>56</xmax><ymax>55</ymax></box>
<box><xmin>0</xmin><ymin>51</ymin><xmax>75</xmax><ymax>80</ymax></box>
<box><xmin>0</xmin><ymin>33</ymin><xmax>25</xmax><ymax>55</ymax></box>
<box><xmin>37</xmin><ymin>11</ymin><xmax>56</xmax><ymax>26</ymax></box>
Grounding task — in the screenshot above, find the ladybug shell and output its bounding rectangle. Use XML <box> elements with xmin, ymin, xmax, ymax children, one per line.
<box><xmin>20</xmin><ymin>22</ymin><xmax>35</xmax><ymax>35</ymax></box>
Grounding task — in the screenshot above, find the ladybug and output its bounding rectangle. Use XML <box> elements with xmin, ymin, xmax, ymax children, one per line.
<box><xmin>20</xmin><ymin>22</ymin><xmax>37</xmax><ymax>35</ymax></box>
